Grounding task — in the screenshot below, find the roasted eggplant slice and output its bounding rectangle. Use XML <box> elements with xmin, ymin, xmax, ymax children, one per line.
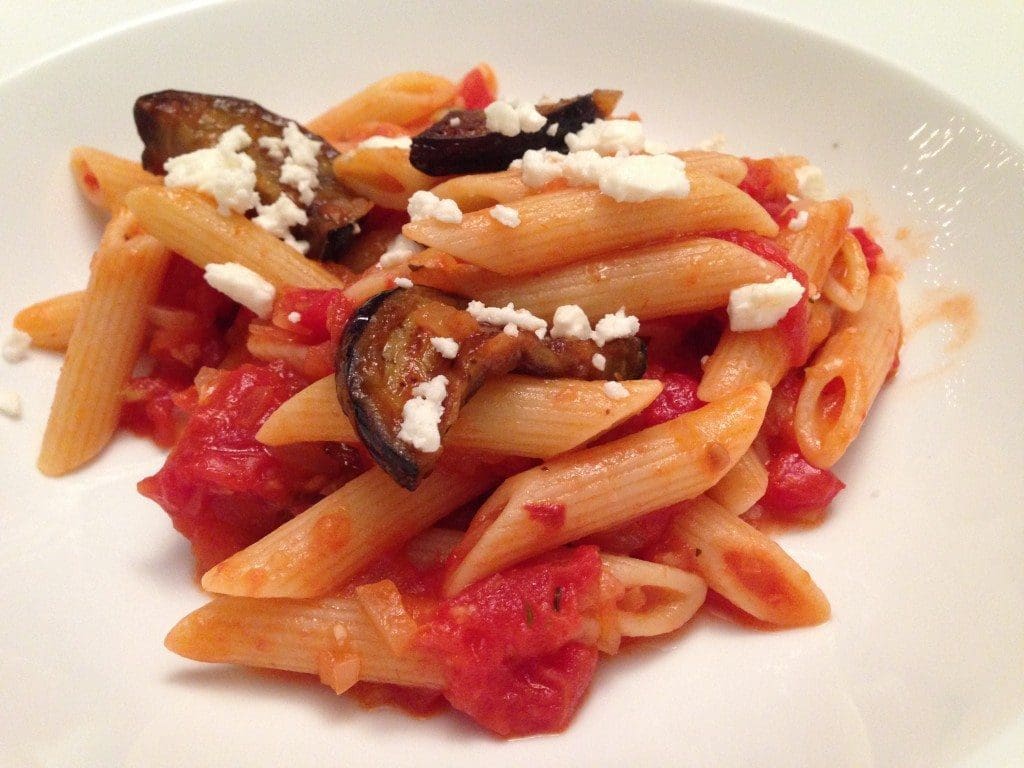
<box><xmin>337</xmin><ymin>287</ymin><xmax>646</xmax><ymax>489</ymax></box>
<box><xmin>409</xmin><ymin>89</ymin><xmax>622</xmax><ymax>176</ymax></box>
<box><xmin>134</xmin><ymin>90</ymin><xmax>372</xmax><ymax>262</ymax></box>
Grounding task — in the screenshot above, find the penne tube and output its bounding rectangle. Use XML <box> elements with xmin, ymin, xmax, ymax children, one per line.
<box><xmin>600</xmin><ymin>554</ymin><xmax>707</xmax><ymax>638</ymax></box>
<box><xmin>444</xmin><ymin>382</ymin><xmax>771</xmax><ymax>596</ymax></box>
<box><xmin>124</xmin><ymin>186</ymin><xmax>343</xmax><ymax>289</ymax></box>
<box><xmin>165</xmin><ymin>595</ymin><xmax>445</xmax><ymax>689</ymax></box>
<box><xmin>777</xmin><ymin>198</ymin><xmax>852</xmax><ymax>293</ymax></box>
<box><xmin>705</xmin><ymin>448</ymin><xmax>768</xmax><ymax>514</ymax></box>
<box><xmin>256</xmin><ymin>374</ymin><xmax>662</xmax><ymax>458</ymax></box>
<box><xmin>446</xmin><ymin>237</ymin><xmax>787</xmax><ymax>321</ymax></box>
<box><xmin>671</xmin><ymin>150</ymin><xmax>748</xmax><ymax>185</ymax></box>
<box><xmin>402</xmin><ymin>172</ymin><xmax>778</xmax><ymax>275</ymax></box>
<box><xmin>698</xmin><ymin>299</ymin><xmax>836</xmax><ymax>401</ymax></box>
<box><xmin>822</xmin><ymin>232</ymin><xmax>869</xmax><ymax>312</ymax></box>
<box><xmin>427</xmin><ymin>170</ymin><xmax>531</xmax><ymax>212</ymax></box>
<box><xmin>38</xmin><ymin>211</ymin><xmax>170</xmax><ymax>476</ymax></box>
<box><xmin>70</xmin><ymin>146</ymin><xmax>161</xmax><ymax>213</ymax></box>
<box><xmin>665</xmin><ymin>495</ymin><xmax>830</xmax><ymax>626</ymax></box>
<box><xmin>13</xmin><ymin>291</ymin><xmax>85</xmax><ymax>352</ymax></box>
<box><xmin>332</xmin><ymin>147</ymin><xmax>437</xmax><ymax>210</ymax></box>
<box><xmin>201</xmin><ymin>464</ymin><xmax>503</xmax><ymax>599</ymax></box>
<box><xmin>307</xmin><ymin>72</ymin><xmax>457</xmax><ymax>140</ymax></box>
<box><xmin>795</xmin><ymin>274</ymin><xmax>901</xmax><ymax>468</ymax></box>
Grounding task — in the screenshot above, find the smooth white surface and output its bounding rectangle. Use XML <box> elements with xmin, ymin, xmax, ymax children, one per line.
<box><xmin>1</xmin><ymin>1</ymin><xmax>1022</xmax><ymax>766</ymax></box>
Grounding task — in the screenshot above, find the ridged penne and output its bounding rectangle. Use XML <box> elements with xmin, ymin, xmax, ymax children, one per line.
<box><xmin>777</xmin><ymin>198</ymin><xmax>852</xmax><ymax>292</ymax></box>
<box><xmin>822</xmin><ymin>231</ymin><xmax>870</xmax><ymax>312</ymax></box>
<box><xmin>427</xmin><ymin>170</ymin><xmax>531</xmax><ymax>212</ymax></box>
<box><xmin>600</xmin><ymin>554</ymin><xmax>707</xmax><ymax>637</ymax></box>
<box><xmin>402</xmin><ymin>172</ymin><xmax>778</xmax><ymax>275</ymax></box>
<box><xmin>665</xmin><ymin>495</ymin><xmax>830</xmax><ymax>626</ymax></box>
<box><xmin>38</xmin><ymin>211</ymin><xmax>170</xmax><ymax>476</ymax></box>
<box><xmin>124</xmin><ymin>186</ymin><xmax>343</xmax><ymax>289</ymax></box>
<box><xmin>795</xmin><ymin>274</ymin><xmax>901</xmax><ymax>468</ymax></box>
<box><xmin>672</xmin><ymin>150</ymin><xmax>748</xmax><ymax>186</ymax></box>
<box><xmin>13</xmin><ymin>291</ymin><xmax>85</xmax><ymax>351</ymax></box>
<box><xmin>307</xmin><ymin>71</ymin><xmax>457</xmax><ymax>140</ymax></box>
<box><xmin>201</xmin><ymin>464</ymin><xmax>502</xmax><ymax>599</ymax></box>
<box><xmin>256</xmin><ymin>374</ymin><xmax>662</xmax><ymax>458</ymax></box>
<box><xmin>332</xmin><ymin>147</ymin><xmax>437</xmax><ymax>210</ymax></box>
<box><xmin>705</xmin><ymin>447</ymin><xmax>768</xmax><ymax>514</ymax></box>
<box><xmin>165</xmin><ymin>595</ymin><xmax>445</xmax><ymax>689</ymax></box>
<box><xmin>446</xmin><ymin>237</ymin><xmax>786</xmax><ymax>321</ymax></box>
<box><xmin>444</xmin><ymin>382</ymin><xmax>771</xmax><ymax>596</ymax></box>
<box><xmin>70</xmin><ymin>146</ymin><xmax>161</xmax><ymax>213</ymax></box>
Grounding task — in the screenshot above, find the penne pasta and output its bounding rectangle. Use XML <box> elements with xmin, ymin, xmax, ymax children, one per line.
<box><xmin>256</xmin><ymin>374</ymin><xmax>662</xmax><ymax>458</ymax></box>
<box><xmin>671</xmin><ymin>150</ymin><xmax>748</xmax><ymax>186</ymax></box>
<box><xmin>427</xmin><ymin>170</ymin><xmax>531</xmax><ymax>212</ymax></box>
<box><xmin>38</xmin><ymin>211</ymin><xmax>170</xmax><ymax>476</ymax></box>
<box><xmin>664</xmin><ymin>495</ymin><xmax>830</xmax><ymax>626</ymax></box>
<box><xmin>124</xmin><ymin>186</ymin><xmax>343</xmax><ymax>289</ymax></box>
<box><xmin>705</xmin><ymin>447</ymin><xmax>768</xmax><ymax>514</ymax></box>
<box><xmin>822</xmin><ymin>231</ymin><xmax>870</xmax><ymax>312</ymax></box>
<box><xmin>777</xmin><ymin>198</ymin><xmax>853</xmax><ymax>293</ymax></box>
<box><xmin>13</xmin><ymin>291</ymin><xmax>85</xmax><ymax>352</ymax></box>
<box><xmin>70</xmin><ymin>146</ymin><xmax>161</xmax><ymax>213</ymax></box>
<box><xmin>402</xmin><ymin>172</ymin><xmax>779</xmax><ymax>275</ymax></box>
<box><xmin>332</xmin><ymin>147</ymin><xmax>437</xmax><ymax>210</ymax></box>
<box><xmin>600</xmin><ymin>554</ymin><xmax>707</xmax><ymax>637</ymax></box>
<box><xmin>795</xmin><ymin>274</ymin><xmax>901</xmax><ymax>468</ymax></box>
<box><xmin>444</xmin><ymin>382</ymin><xmax>771</xmax><ymax>596</ymax></box>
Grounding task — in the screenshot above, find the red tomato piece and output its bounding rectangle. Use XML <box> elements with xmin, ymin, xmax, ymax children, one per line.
<box><xmin>120</xmin><ymin>376</ymin><xmax>189</xmax><ymax>447</ymax></box>
<box><xmin>418</xmin><ymin>546</ymin><xmax>602</xmax><ymax>737</ymax></box>
<box><xmin>738</xmin><ymin>158</ymin><xmax>791</xmax><ymax>218</ymax></box>
<box><xmin>272</xmin><ymin>288</ymin><xmax>354</xmax><ymax>345</ymax></box>
<box><xmin>761</xmin><ymin>450</ymin><xmax>845</xmax><ymax>521</ymax></box>
<box><xmin>849</xmin><ymin>226</ymin><xmax>883</xmax><ymax>272</ymax></box>
<box><xmin>458</xmin><ymin>65</ymin><xmax>497</xmax><ymax>110</ymax></box>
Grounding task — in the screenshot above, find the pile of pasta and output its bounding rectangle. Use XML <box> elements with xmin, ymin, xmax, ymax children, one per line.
<box><xmin>17</xmin><ymin>66</ymin><xmax>901</xmax><ymax>737</ymax></box>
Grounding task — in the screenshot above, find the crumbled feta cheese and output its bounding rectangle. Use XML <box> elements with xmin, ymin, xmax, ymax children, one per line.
<box><xmin>700</xmin><ymin>354</ymin><xmax>710</xmax><ymax>367</ymax></box>
<box><xmin>287</xmin><ymin>311</ymin><xmax>302</xmax><ymax>324</ymax></box>
<box><xmin>603</xmin><ymin>381</ymin><xmax>629</xmax><ymax>400</ymax></box>
<box><xmin>0</xmin><ymin>389</ymin><xmax>22</xmax><ymax>418</ymax></box>
<box><xmin>597</xmin><ymin>153</ymin><xmax>690</xmax><ymax>203</ymax></box>
<box><xmin>449</xmin><ymin>116</ymin><xmax>462</xmax><ymax>127</ymax></box>
<box><xmin>795</xmin><ymin>164</ymin><xmax>828</xmax><ymax>200</ymax></box>
<box><xmin>378</xmin><ymin>234</ymin><xmax>424</xmax><ymax>268</ymax></box>
<box><xmin>560</xmin><ymin>150</ymin><xmax>611</xmax><ymax>186</ymax></box>
<box><xmin>566</xmin><ymin>119</ymin><xmax>647</xmax><ymax>155</ymax></box>
<box><xmin>357</xmin><ymin>135</ymin><xmax>413</xmax><ymax>150</ymax></box>
<box><xmin>591</xmin><ymin>353</ymin><xmax>607</xmax><ymax>371</ymax></box>
<box><xmin>695</xmin><ymin>133</ymin><xmax>727</xmax><ymax>152</ymax></box>
<box><xmin>407</xmin><ymin>190</ymin><xmax>463</xmax><ymax>224</ymax></box>
<box><xmin>393</xmin><ymin>277</ymin><xmax>414</xmax><ymax>289</ymax></box>
<box><xmin>467</xmin><ymin>301</ymin><xmax>548</xmax><ymax>338</ymax></box>
<box><xmin>164</xmin><ymin>126</ymin><xmax>260</xmax><ymax>215</ymax></box>
<box><xmin>279</xmin><ymin>162</ymin><xmax>318</xmax><ymax>206</ymax></box>
<box><xmin>502</xmin><ymin>323</ymin><xmax>520</xmax><ymax>337</ymax></box>
<box><xmin>727</xmin><ymin>275</ymin><xmax>805</xmax><ymax>331</ymax></box>
<box><xmin>592</xmin><ymin>308</ymin><xmax>640</xmax><ymax>347</ymax></box>
<box><xmin>546</xmin><ymin>122</ymin><xmax>559</xmax><ymax>137</ymax></box>
<box><xmin>430</xmin><ymin>336</ymin><xmax>460</xmax><ymax>359</ymax></box>
<box><xmin>788</xmin><ymin>210</ymin><xmax>810</xmax><ymax>231</ymax></box>
<box><xmin>259</xmin><ymin>122</ymin><xmax>322</xmax><ymax>205</ymax></box>
<box><xmin>550</xmin><ymin>305</ymin><xmax>592</xmax><ymax>341</ymax></box>
<box><xmin>396</xmin><ymin>375</ymin><xmax>448</xmax><ymax>453</ymax></box>
<box><xmin>203</xmin><ymin>262</ymin><xmax>276</xmax><ymax>319</ymax></box>
<box><xmin>643</xmin><ymin>139</ymin><xmax>669</xmax><ymax>155</ymax></box>
<box><xmin>489</xmin><ymin>204</ymin><xmax>521</xmax><ymax>228</ymax></box>
<box><xmin>352</xmin><ymin>222</ymin><xmax>362</xmax><ymax>235</ymax></box>
<box><xmin>517</xmin><ymin>149</ymin><xmax>568</xmax><ymax>187</ymax></box>
<box><xmin>484</xmin><ymin>99</ymin><xmax>547</xmax><ymax>137</ymax></box>
<box><xmin>252</xmin><ymin>194</ymin><xmax>309</xmax><ymax>253</ymax></box>
<box><xmin>3</xmin><ymin>330</ymin><xmax>31</xmax><ymax>363</ymax></box>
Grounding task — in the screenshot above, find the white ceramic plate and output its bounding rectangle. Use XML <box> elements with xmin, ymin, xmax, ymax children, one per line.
<box><xmin>2</xmin><ymin>2</ymin><xmax>1022</xmax><ymax>766</ymax></box>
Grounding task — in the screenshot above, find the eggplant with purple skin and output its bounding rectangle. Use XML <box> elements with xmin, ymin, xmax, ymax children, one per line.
<box><xmin>408</xmin><ymin>89</ymin><xmax>622</xmax><ymax>176</ymax></box>
<box><xmin>134</xmin><ymin>90</ymin><xmax>373</xmax><ymax>262</ymax></box>
<box><xmin>337</xmin><ymin>286</ymin><xmax>645</xmax><ymax>490</ymax></box>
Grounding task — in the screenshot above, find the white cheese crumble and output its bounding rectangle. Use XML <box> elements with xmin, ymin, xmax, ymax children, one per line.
<box><xmin>549</xmin><ymin>305</ymin><xmax>592</xmax><ymax>341</ymax></box>
<box><xmin>393</xmin><ymin>277</ymin><xmax>414</xmax><ymax>289</ymax></box>
<box><xmin>252</xmin><ymin>194</ymin><xmax>310</xmax><ymax>253</ymax></box>
<box><xmin>484</xmin><ymin>98</ymin><xmax>547</xmax><ymax>137</ymax></box>
<box><xmin>164</xmin><ymin>126</ymin><xmax>260</xmax><ymax>215</ymax></box>
<box><xmin>566</xmin><ymin>119</ymin><xmax>646</xmax><ymax>155</ymax></box>
<box><xmin>430</xmin><ymin>336</ymin><xmax>460</xmax><ymax>359</ymax></box>
<box><xmin>287</xmin><ymin>311</ymin><xmax>302</xmax><ymax>324</ymax></box>
<box><xmin>795</xmin><ymin>164</ymin><xmax>828</xmax><ymax>200</ymax></box>
<box><xmin>695</xmin><ymin>133</ymin><xmax>727</xmax><ymax>152</ymax></box>
<box><xmin>0</xmin><ymin>389</ymin><xmax>22</xmax><ymax>418</ymax></box>
<box><xmin>407</xmin><ymin>190</ymin><xmax>463</xmax><ymax>224</ymax></box>
<box><xmin>397</xmin><ymin>375</ymin><xmax>448</xmax><ymax>453</ymax></box>
<box><xmin>502</xmin><ymin>323</ymin><xmax>520</xmax><ymax>337</ymax></box>
<box><xmin>273</xmin><ymin>122</ymin><xmax>323</xmax><ymax>205</ymax></box>
<box><xmin>3</xmin><ymin>330</ymin><xmax>31</xmax><ymax>363</ymax></box>
<box><xmin>603</xmin><ymin>381</ymin><xmax>629</xmax><ymax>400</ymax></box>
<box><xmin>591</xmin><ymin>308</ymin><xmax>640</xmax><ymax>347</ymax></box>
<box><xmin>203</xmin><ymin>262</ymin><xmax>276</xmax><ymax>319</ymax></box>
<box><xmin>449</xmin><ymin>116</ymin><xmax>462</xmax><ymax>127</ymax></box>
<box><xmin>489</xmin><ymin>204</ymin><xmax>521</xmax><ymax>228</ymax></box>
<box><xmin>591</xmin><ymin>353</ymin><xmax>607</xmax><ymax>371</ymax></box>
<box><xmin>378</xmin><ymin>234</ymin><xmax>424</xmax><ymax>268</ymax></box>
<box><xmin>356</xmin><ymin>135</ymin><xmax>413</xmax><ymax>150</ymax></box>
<box><xmin>467</xmin><ymin>301</ymin><xmax>548</xmax><ymax>339</ymax></box>
<box><xmin>727</xmin><ymin>275</ymin><xmax>805</xmax><ymax>332</ymax></box>
<box><xmin>788</xmin><ymin>210</ymin><xmax>810</xmax><ymax>231</ymax></box>
<box><xmin>515</xmin><ymin>149</ymin><xmax>689</xmax><ymax>203</ymax></box>
<box><xmin>546</xmin><ymin>122</ymin><xmax>559</xmax><ymax>137</ymax></box>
